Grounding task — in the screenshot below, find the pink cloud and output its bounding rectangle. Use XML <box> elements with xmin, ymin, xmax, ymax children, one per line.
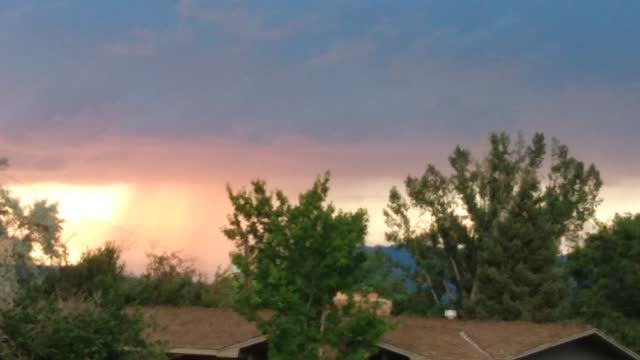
<box><xmin>0</xmin><ymin>133</ymin><xmax>456</xmax><ymax>185</ymax></box>
<box><xmin>3</xmin><ymin>131</ymin><xmax>640</xmax><ymax>272</ymax></box>
<box><xmin>0</xmin><ymin>133</ymin><xmax>453</xmax><ymax>272</ymax></box>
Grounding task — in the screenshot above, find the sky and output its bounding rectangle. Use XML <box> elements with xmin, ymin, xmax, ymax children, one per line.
<box><xmin>1</xmin><ymin>0</ymin><xmax>640</xmax><ymax>273</ymax></box>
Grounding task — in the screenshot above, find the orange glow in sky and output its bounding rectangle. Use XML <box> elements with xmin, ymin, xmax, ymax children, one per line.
<box><xmin>10</xmin><ymin>183</ymin><xmax>131</xmax><ymax>264</ymax></box>
<box><xmin>7</xmin><ymin>175</ymin><xmax>640</xmax><ymax>274</ymax></box>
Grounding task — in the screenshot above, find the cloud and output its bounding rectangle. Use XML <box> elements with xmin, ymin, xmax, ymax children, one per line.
<box><xmin>0</xmin><ymin>3</ymin><xmax>29</xmax><ymax>21</ymax></box>
<box><xmin>3</xmin><ymin>0</ymin><xmax>640</xmax><ymax>270</ymax></box>
<box><xmin>0</xmin><ymin>133</ymin><xmax>456</xmax><ymax>185</ymax></box>
<box><xmin>0</xmin><ymin>3</ymin><xmax>30</xmax><ymax>41</ymax></box>
<box><xmin>307</xmin><ymin>38</ymin><xmax>377</xmax><ymax>66</ymax></box>
<box><xmin>102</xmin><ymin>28</ymin><xmax>156</xmax><ymax>57</ymax></box>
<box><xmin>0</xmin><ymin>133</ymin><xmax>457</xmax><ymax>272</ymax></box>
<box><xmin>5</xmin><ymin>132</ymin><xmax>640</xmax><ymax>272</ymax></box>
<box><xmin>177</xmin><ymin>0</ymin><xmax>309</xmax><ymax>42</ymax></box>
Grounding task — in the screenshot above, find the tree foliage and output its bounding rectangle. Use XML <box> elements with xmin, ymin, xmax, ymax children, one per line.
<box><xmin>225</xmin><ymin>173</ymin><xmax>390</xmax><ymax>359</ymax></box>
<box><xmin>568</xmin><ymin>213</ymin><xmax>640</xmax><ymax>352</ymax></box>
<box><xmin>385</xmin><ymin>132</ymin><xmax>602</xmax><ymax>321</ymax></box>
<box><xmin>1</xmin><ymin>292</ymin><xmax>166</xmax><ymax>360</ymax></box>
<box><xmin>45</xmin><ymin>242</ymin><xmax>125</xmax><ymax>301</ymax></box>
<box><xmin>350</xmin><ymin>248</ymin><xmax>440</xmax><ymax>316</ymax></box>
<box><xmin>224</xmin><ymin>179</ymin><xmax>287</xmax><ymax>300</ymax></box>
<box><xmin>350</xmin><ymin>249</ymin><xmax>407</xmax><ymax>312</ymax></box>
<box><xmin>132</xmin><ymin>251</ymin><xmax>240</xmax><ymax>307</ymax></box>
<box><xmin>0</xmin><ymin>159</ymin><xmax>164</xmax><ymax>359</ymax></box>
<box><xmin>2</xmin><ymin>244</ymin><xmax>166</xmax><ymax>360</ymax></box>
<box><xmin>0</xmin><ymin>159</ymin><xmax>65</xmax><ymax>311</ymax></box>
<box><xmin>45</xmin><ymin>246</ymin><xmax>240</xmax><ymax>308</ymax></box>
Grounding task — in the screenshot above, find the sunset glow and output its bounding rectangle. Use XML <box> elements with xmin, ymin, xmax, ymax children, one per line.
<box><xmin>10</xmin><ymin>184</ymin><xmax>131</xmax><ymax>263</ymax></box>
<box><xmin>12</xmin><ymin>183</ymin><xmax>130</xmax><ymax>225</ymax></box>
<box><xmin>5</xmin><ymin>176</ymin><xmax>640</xmax><ymax>270</ymax></box>
<box><xmin>1</xmin><ymin>0</ymin><xmax>639</xmax><ymax>273</ymax></box>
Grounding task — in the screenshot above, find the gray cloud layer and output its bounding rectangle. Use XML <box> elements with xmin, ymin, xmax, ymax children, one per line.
<box><xmin>0</xmin><ymin>0</ymin><xmax>639</xmax><ymax>180</ymax></box>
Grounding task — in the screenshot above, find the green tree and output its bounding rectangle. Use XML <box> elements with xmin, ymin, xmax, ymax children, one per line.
<box><xmin>350</xmin><ymin>248</ymin><xmax>435</xmax><ymax>316</ymax></box>
<box><xmin>568</xmin><ymin>213</ymin><xmax>640</xmax><ymax>352</ymax></box>
<box><xmin>0</xmin><ymin>159</ymin><xmax>164</xmax><ymax>359</ymax></box>
<box><xmin>224</xmin><ymin>173</ymin><xmax>389</xmax><ymax>359</ymax></box>
<box><xmin>45</xmin><ymin>242</ymin><xmax>125</xmax><ymax>300</ymax></box>
<box><xmin>133</xmin><ymin>251</ymin><xmax>240</xmax><ymax>307</ymax></box>
<box><xmin>385</xmin><ymin>132</ymin><xmax>601</xmax><ymax>321</ymax></box>
<box><xmin>0</xmin><ymin>159</ymin><xmax>65</xmax><ymax>311</ymax></box>
<box><xmin>1</xmin><ymin>158</ymin><xmax>66</xmax><ymax>357</ymax></box>
<box><xmin>224</xmin><ymin>179</ymin><xmax>285</xmax><ymax>300</ymax></box>
<box><xmin>1</xmin><ymin>292</ymin><xmax>166</xmax><ymax>360</ymax></box>
<box><xmin>2</xmin><ymin>244</ymin><xmax>166</xmax><ymax>360</ymax></box>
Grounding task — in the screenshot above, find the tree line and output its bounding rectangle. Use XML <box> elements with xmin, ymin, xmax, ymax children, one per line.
<box><xmin>0</xmin><ymin>132</ymin><xmax>638</xmax><ymax>359</ymax></box>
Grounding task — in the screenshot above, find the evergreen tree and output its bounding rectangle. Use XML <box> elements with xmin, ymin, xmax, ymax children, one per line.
<box><xmin>385</xmin><ymin>132</ymin><xmax>601</xmax><ymax>321</ymax></box>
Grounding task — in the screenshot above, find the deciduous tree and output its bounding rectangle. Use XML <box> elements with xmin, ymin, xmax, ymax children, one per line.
<box><xmin>385</xmin><ymin>132</ymin><xmax>602</xmax><ymax>321</ymax></box>
<box><xmin>225</xmin><ymin>173</ymin><xmax>389</xmax><ymax>359</ymax></box>
<box><xmin>0</xmin><ymin>159</ymin><xmax>164</xmax><ymax>359</ymax></box>
<box><xmin>224</xmin><ymin>180</ymin><xmax>287</xmax><ymax>299</ymax></box>
<box><xmin>0</xmin><ymin>158</ymin><xmax>65</xmax><ymax>310</ymax></box>
<box><xmin>568</xmin><ymin>213</ymin><xmax>640</xmax><ymax>352</ymax></box>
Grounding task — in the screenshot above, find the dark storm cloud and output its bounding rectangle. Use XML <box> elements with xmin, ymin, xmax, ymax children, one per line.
<box><xmin>0</xmin><ymin>0</ymin><xmax>639</xmax><ymax>162</ymax></box>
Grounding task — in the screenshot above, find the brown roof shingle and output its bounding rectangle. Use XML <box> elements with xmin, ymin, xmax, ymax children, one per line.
<box><xmin>142</xmin><ymin>306</ymin><xmax>264</xmax><ymax>351</ymax></box>
<box><xmin>382</xmin><ymin>317</ymin><xmax>592</xmax><ymax>360</ymax></box>
<box><xmin>142</xmin><ymin>307</ymin><xmax>592</xmax><ymax>359</ymax></box>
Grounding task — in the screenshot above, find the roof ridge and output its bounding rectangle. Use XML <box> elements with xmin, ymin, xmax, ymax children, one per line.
<box><xmin>460</xmin><ymin>331</ymin><xmax>494</xmax><ymax>360</ymax></box>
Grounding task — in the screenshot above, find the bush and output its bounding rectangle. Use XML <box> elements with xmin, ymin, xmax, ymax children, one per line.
<box><xmin>132</xmin><ymin>251</ymin><xmax>240</xmax><ymax>307</ymax></box>
<box><xmin>44</xmin><ymin>242</ymin><xmax>125</xmax><ymax>300</ymax></box>
<box><xmin>1</xmin><ymin>291</ymin><xmax>165</xmax><ymax>360</ymax></box>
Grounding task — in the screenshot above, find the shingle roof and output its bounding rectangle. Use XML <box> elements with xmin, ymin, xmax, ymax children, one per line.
<box><xmin>382</xmin><ymin>317</ymin><xmax>591</xmax><ymax>359</ymax></box>
<box><xmin>141</xmin><ymin>307</ymin><xmax>592</xmax><ymax>359</ymax></box>
<box><xmin>142</xmin><ymin>306</ymin><xmax>264</xmax><ymax>351</ymax></box>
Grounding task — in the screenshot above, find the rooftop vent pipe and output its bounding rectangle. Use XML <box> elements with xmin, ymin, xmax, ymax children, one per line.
<box><xmin>445</xmin><ymin>309</ymin><xmax>457</xmax><ymax>320</ymax></box>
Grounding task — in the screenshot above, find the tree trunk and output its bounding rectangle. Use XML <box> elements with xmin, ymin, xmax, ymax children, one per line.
<box><xmin>470</xmin><ymin>277</ymin><xmax>479</xmax><ymax>304</ymax></box>
<box><xmin>449</xmin><ymin>256</ymin><xmax>462</xmax><ymax>284</ymax></box>
<box><xmin>449</xmin><ymin>256</ymin><xmax>467</xmax><ymax>300</ymax></box>
<box><xmin>319</xmin><ymin>309</ymin><xmax>329</xmax><ymax>358</ymax></box>
<box><xmin>423</xmin><ymin>271</ymin><xmax>440</xmax><ymax>305</ymax></box>
<box><xmin>242</xmin><ymin>237</ymin><xmax>251</xmax><ymax>298</ymax></box>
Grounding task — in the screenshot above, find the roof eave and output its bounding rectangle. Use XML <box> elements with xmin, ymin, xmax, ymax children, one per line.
<box><xmin>168</xmin><ymin>335</ymin><xmax>268</xmax><ymax>358</ymax></box>
<box><xmin>378</xmin><ymin>342</ymin><xmax>427</xmax><ymax>360</ymax></box>
<box><xmin>510</xmin><ymin>328</ymin><xmax>640</xmax><ymax>360</ymax></box>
